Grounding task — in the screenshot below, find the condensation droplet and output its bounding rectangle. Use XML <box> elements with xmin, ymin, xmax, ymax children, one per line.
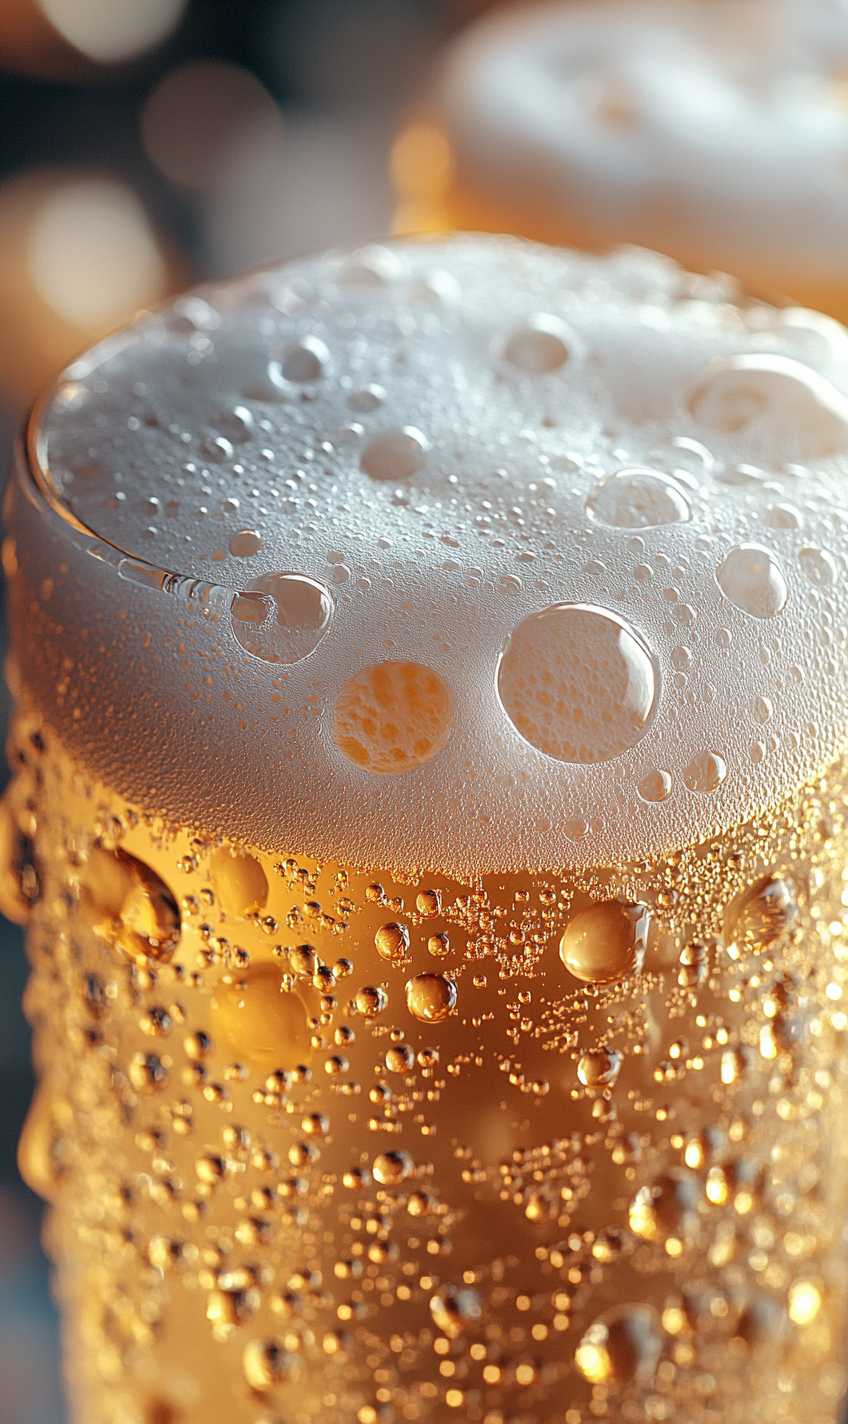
<box><xmin>716</xmin><ymin>545</ymin><xmax>787</xmax><ymax>620</ymax></box>
<box><xmin>405</xmin><ymin>972</ymin><xmax>457</xmax><ymax>1023</ymax></box>
<box><xmin>689</xmin><ymin>354</ymin><xmax>848</xmax><ymax>455</ymax></box>
<box><xmin>375</xmin><ymin>922</ymin><xmax>410</xmax><ymax>963</ymax></box>
<box><xmin>210</xmin><ymin>847</ymin><xmax>268</xmax><ymax>916</ymax></box>
<box><xmin>211</xmin><ymin>964</ymin><xmax>312</xmax><ymax>1069</ymax></box>
<box><xmin>587</xmin><ymin>468</ymin><xmax>690</xmax><ymax>529</ymax></box>
<box><xmin>762</xmin><ymin>503</ymin><xmax>801</xmax><ymax>531</ymax></box>
<box><xmin>82</xmin><ymin>846</ymin><xmax>180</xmax><ymax>964</ymax></box>
<box><xmin>577</xmin><ymin>1047</ymin><xmax>623</xmax><ymax>1087</ymax></box>
<box><xmin>232</xmin><ymin>572</ymin><xmax>333</xmax><ymax>664</ymax></box>
<box><xmin>682</xmin><ymin>752</ymin><xmax>727</xmax><ymax>794</ymax></box>
<box><xmin>385</xmin><ymin>1043</ymin><xmax>414</xmax><ymax>1073</ymax></box>
<box><xmin>799</xmin><ymin>546</ymin><xmax>837</xmax><ymax>586</ymax></box>
<box><xmin>200</xmin><ymin>435</ymin><xmax>233</xmax><ymax>464</ymax></box>
<box><xmin>243</xmin><ymin>1339</ymin><xmax>297</xmax><ymax>1391</ymax></box>
<box><xmin>637</xmin><ymin>768</ymin><xmax>673</xmax><ymax>803</ymax></box>
<box><xmin>560</xmin><ymin>900</ymin><xmax>650</xmax><ymax>984</ymax></box>
<box><xmin>355</xmin><ymin>985</ymin><xmax>387</xmax><ymax>1019</ymax></box>
<box><xmin>575</xmin><ymin>1307</ymin><xmax>662</xmax><ymax>1385</ymax></box>
<box><xmin>332</xmin><ymin>661</ymin><xmax>453</xmax><ymax>774</ymax></box>
<box><xmin>501</xmin><ymin>314</ymin><xmax>572</xmax><ymax>374</ymax></box>
<box><xmin>430</xmin><ymin>1285</ymin><xmax>482</xmax><ymax>1338</ymax></box>
<box><xmin>727</xmin><ymin>875</ymin><xmax>798</xmax><ymax>952</ymax></box>
<box><xmin>497</xmin><ymin>604</ymin><xmax>658</xmax><ymax>763</ymax></box>
<box><xmin>372</xmin><ymin>1150</ymin><xmax>413</xmax><ymax>1185</ymax></box>
<box><xmin>361</xmin><ymin>427</ymin><xmax>429</xmax><ymax>482</ymax></box>
<box><xmin>229</xmin><ymin>529</ymin><xmax>262</xmax><ymax>558</ymax></box>
<box><xmin>270</xmin><ymin>336</ymin><xmax>329</xmax><ymax>386</ymax></box>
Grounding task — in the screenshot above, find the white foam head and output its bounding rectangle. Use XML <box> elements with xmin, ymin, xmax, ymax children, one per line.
<box><xmin>10</xmin><ymin>234</ymin><xmax>848</xmax><ymax>874</ymax></box>
<box><xmin>436</xmin><ymin>0</ymin><xmax>848</xmax><ymax>296</ymax></box>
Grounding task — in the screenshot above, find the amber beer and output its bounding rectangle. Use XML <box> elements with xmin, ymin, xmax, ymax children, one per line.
<box><xmin>5</xmin><ymin>235</ymin><xmax>848</xmax><ymax>1424</ymax></box>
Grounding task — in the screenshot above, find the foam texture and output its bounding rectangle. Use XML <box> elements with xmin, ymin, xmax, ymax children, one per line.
<box><xmin>437</xmin><ymin>0</ymin><xmax>848</xmax><ymax>294</ymax></box>
<box><xmin>9</xmin><ymin>233</ymin><xmax>848</xmax><ymax>874</ymax></box>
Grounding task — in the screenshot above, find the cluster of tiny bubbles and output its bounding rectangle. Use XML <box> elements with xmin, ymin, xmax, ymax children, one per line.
<box><xmin>28</xmin><ymin>231</ymin><xmax>848</xmax><ymax>870</ymax></box>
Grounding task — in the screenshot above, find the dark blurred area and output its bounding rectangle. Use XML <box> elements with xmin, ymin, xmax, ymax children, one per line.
<box><xmin>0</xmin><ymin>3</ymin><xmax>473</xmax><ymax>1419</ymax></box>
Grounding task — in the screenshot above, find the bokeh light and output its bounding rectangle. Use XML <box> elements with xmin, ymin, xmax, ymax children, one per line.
<box><xmin>143</xmin><ymin>61</ymin><xmax>283</xmax><ymax>192</ymax></box>
<box><xmin>0</xmin><ymin>170</ymin><xmax>173</xmax><ymax>404</ymax></box>
<box><xmin>38</xmin><ymin>0</ymin><xmax>186</xmax><ymax>64</ymax></box>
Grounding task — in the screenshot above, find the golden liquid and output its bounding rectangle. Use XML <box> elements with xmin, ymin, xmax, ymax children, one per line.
<box><xmin>7</xmin><ymin>707</ymin><xmax>848</xmax><ymax>1424</ymax></box>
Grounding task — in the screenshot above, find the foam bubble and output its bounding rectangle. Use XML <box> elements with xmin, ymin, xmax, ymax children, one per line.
<box><xmin>332</xmin><ymin>662</ymin><xmax>453</xmax><ymax>774</ymax></box>
<box><xmin>587</xmin><ymin>468</ymin><xmax>690</xmax><ymax>529</ymax></box>
<box><xmin>716</xmin><ymin>545</ymin><xmax>788</xmax><ymax>620</ymax></box>
<box><xmin>497</xmin><ymin>604</ymin><xmax>658</xmax><ymax>763</ymax></box>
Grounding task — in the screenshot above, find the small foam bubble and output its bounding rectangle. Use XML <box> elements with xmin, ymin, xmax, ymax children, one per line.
<box><xmin>360</xmin><ymin>427</ymin><xmax>429</xmax><ymax>482</ymax></box>
<box><xmin>716</xmin><ymin>545</ymin><xmax>788</xmax><ymax>620</ymax></box>
<box><xmin>587</xmin><ymin>468</ymin><xmax>690</xmax><ymax>529</ymax></box>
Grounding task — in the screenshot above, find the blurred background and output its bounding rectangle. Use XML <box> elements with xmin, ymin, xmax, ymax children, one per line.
<box><xmin>0</xmin><ymin>2</ymin><xmax>479</xmax><ymax>1419</ymax></box>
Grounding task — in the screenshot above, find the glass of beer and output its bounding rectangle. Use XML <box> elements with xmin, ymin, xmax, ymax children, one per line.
<box><xmin>5</xmin><ymin>233</ymin><xmax>848</xmax><ymax>1424</ymax></box>
<box><xmin>393</xmin><ymin>0</ymin><xmax>848</xmax><ymax>323</ymax></box>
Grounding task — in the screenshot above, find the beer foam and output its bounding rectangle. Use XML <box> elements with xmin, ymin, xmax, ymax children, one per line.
<box><xmin>436</xmin><ymin>0</ymin><xmax>848</xmax><ymax>301</ymax></box>
<box><xmin>10</xmin><ymin>233</ymin><xmax>848</xmax><ymax>873</ymax></box>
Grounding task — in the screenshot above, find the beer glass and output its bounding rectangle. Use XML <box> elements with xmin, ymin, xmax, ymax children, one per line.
<box><xmin>393</xmin><ymin>0</ymin><xmax>848</xmax><ymax>323</ymax></box>
<box><xmin>5</xmin><ymin>234</ymin><xmax>848</xmax><ymax>1424</ymax></box>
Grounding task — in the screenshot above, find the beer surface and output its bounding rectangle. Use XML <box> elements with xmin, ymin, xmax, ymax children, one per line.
<box><xmin>11</xmin><ymin>235</ymin><xmax>848</xmax><ymax>874</ymax></box>
<box><xmin>425</xmin><ymin>3</ymin><xmax>848</xmax><ymax>318</ymax></box>
<box><xmin>6</xmin><ymin>716</ymin><xmax>848</xmax><ymax>1424</ymax></box>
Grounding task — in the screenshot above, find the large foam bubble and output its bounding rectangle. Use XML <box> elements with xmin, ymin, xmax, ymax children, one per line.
<box><xmin>9</xmin><ymin>234</ymin><xmax>848</xmax><ymax>873</ymax></box>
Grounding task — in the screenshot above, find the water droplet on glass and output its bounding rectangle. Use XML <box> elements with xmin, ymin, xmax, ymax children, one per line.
<box><xmin>232</xmin><ymin>572</ymin><xmax>333</xmax><ymax>664</ymax></box>
<box><xmin>716</xmin><ymin>544</ymin><xmax>787</xmax><ymax>619</ymax></box>
<box><xmin>560</xmin><ymin>900</ymin><xmax>650</xmax><ymax>984</ymax></box>
<box><xmin>347</xmin><ymin>384</ymin><xmax>386</xmax><ymax>413</ymax></box>
<box><xmin>501</xmin><ymin>315</ymin><xmax>572</xmax><ymax>374</ymax></box>
<box><xmin>689</xmin><ymin>354</ymin><xmax>848</xmax><ymax>455</ymax></box>
<box><xmin>577</xmin><ymin>1047</ymin><xmax>623</xmax><ymax>1087</ymax></box>
<box><xmin>799</xmin><ymin>546</ymin><xmax>837</xmax><ymax>586</ymax></box>
<box><xmin>637</xmin><ymin>768</ymin><xmax>673</xmax><ymax>803</ymax></box>
<box><xmin>243</xmin><ymin>1339</ymin><xmax>297</xmax><ymax>1391</ymax></box>
<box><xmin>229</xmin><ymin>529</ymin><xmax>262</xmax><ymax>558</ymax></box>
<box><xmin>406</xmin><ymin>972</ymin><xmax>457</xmax><ymax>1023</ymax></box>
<box><xmin>210</xmin><ymin>847</ymin><xmax>268</xmax><ymax>916</ymax></box>
<box><xmin>211</xmin><ymin>964</ymin><xmax>312</xmax><ymax>1069</ymax></box>
<box><xmin>587</xmin><ymin>468</ymin><xmax>690</xmax><ymax>528</ymax></box>
<box><xmin>375</xmin><ymin>922</ymin><xmax>410</xmax><ymax>963</ymax></box>
<box><xmin>270</xmin><ymin>336</ymin><xmax>329</xmax><ymax>387</ymax></box>
<box><xmin>372</xmin><ymin>1150</ymin><xmax>413</xmax><ymax>1185</ymax></box>
<box><xmin>728</xmin><ymin>875</ymin><xmax>797</xmax><ymax>952</ymax></box>
<box><xmin>361</xmin><ymin>427</ymin><xmax>429</xmax><ymax>482</ymax></box>
<box><xmin>497</xmin><ymin>604</ymin><xmax>658</xmax><ymax>762</ymax></box>
<box><xmin>576</xmin><ymin>1307</ymin><xmax>662</xmax><ymax>1385</ymax></box>
<box><xmin>430</xmin><ymin>1285</ymin><xmax>482</xmax><ymax>1338</ymax></box>
<box><xmin>355</xmin><ymin>985</ymin><xmax>387</xmax><ymax>1019</ymax></box>
<box><xmin>82</xmin><ymin>847</ymin><xmax>180</xmax><ymax>965</ymax></box>
<box><xmin>332</xmin><ymin>661</ymin><xmax>453</xmax><ymax>774</ymax></box>
<box><xmin>682</xmin><ymin>752</ymin><xmax>727</xmax><ymax>794</ymax></box>
<box><xmin>385</xmin><ymin>1043</ymin><xmax>414</xmax><ymax>1073</ymax></box>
